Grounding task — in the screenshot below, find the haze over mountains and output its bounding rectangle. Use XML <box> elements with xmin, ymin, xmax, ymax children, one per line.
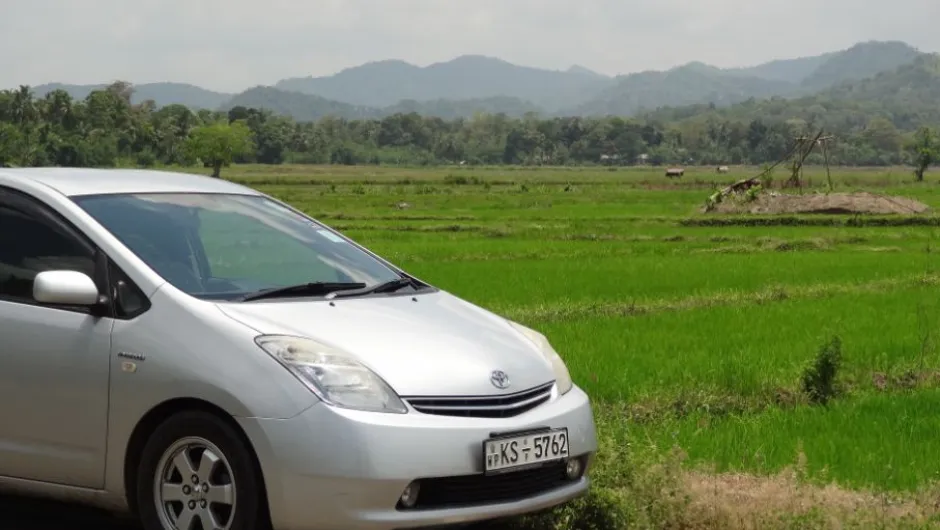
<box><xmin>25</xmin><ymin>40</ymin><xmax>931</xmax><ymax>121</ymax></box>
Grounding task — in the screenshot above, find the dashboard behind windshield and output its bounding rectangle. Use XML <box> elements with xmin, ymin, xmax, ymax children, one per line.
<box><xmin>73</xmin><ymin>192</ymin><xmax>404</xmax><ymax>301</ymax></box>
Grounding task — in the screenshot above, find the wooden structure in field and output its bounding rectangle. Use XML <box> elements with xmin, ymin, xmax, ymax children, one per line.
<box><xmin>785</xmin><ymin>130</ymin><xmax>833</xmax><ymax>191</ymax></box>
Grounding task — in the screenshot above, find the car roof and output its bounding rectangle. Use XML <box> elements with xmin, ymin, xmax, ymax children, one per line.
<box><xmin>0</xmin><ymin>167</ymin><xmax>261</xmax><ymax>197</ymax></box>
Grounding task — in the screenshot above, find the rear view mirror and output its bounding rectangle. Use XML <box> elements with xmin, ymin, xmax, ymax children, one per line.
<box><xmin>33</xmin><ymin>270</ymin><xmax>100</xmax><ymax>306</ymax></box>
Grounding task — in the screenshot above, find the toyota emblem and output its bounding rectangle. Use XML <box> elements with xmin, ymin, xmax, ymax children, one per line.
<box><xmin>490</xmin><ymin>370</ymin><xmax>510</xmax><ymax>389</ymax></box>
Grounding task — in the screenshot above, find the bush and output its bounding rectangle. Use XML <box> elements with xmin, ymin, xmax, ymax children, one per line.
<box><xmin>801</xmin><ymin>336</ymin><xmax>843</xmax><ymax>405</ymax></box>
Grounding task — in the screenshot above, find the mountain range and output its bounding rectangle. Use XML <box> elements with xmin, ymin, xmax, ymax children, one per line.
<box><xmin>25</xmin><ymin>40</ymin><xmax>930</xmax><ymax>121</ymax></box>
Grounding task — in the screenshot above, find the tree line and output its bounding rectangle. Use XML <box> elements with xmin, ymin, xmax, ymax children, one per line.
<box><xmin>0</xmin><ymin>82</ymin><xmax>937</xmax><ymax>176</ymax></box>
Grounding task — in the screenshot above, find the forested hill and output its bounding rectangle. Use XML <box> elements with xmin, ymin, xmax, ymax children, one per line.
<box><xmin>798</xmin><ymin>40</ymin><xmax>923</xmax><ymax>91</ymax></box>
<box><xmin>22</xmin><ymin>40</ymin><xmax>926</xmax><ymax>120</ymax></box>
<box><xmin>643</xmin><ymin>54</ymin><xmax>940</xmax><ymax>135</ymax></box>
<box><xmin>272</xmin><ymin>41</ymin><xmax>923</xmax><ymax>117</ymax></box>
<box><xmin>568</xmin><ymin>41</ymin><xmax>924</xmax><ymax>117</ymax></box>
<box><xmin>566</xmin><ymin>63</ymin><xmax>792</xmax><ymax>117</ymax></box>
<box><xmin>275</xmin><ymin>55</ymin><xmax>610</xmax><ymax>111</ymax></box>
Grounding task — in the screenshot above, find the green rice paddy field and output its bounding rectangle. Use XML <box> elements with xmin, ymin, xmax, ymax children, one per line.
<box><xmin>56</xmin><ymin>163</ymin><xmax>938</xmax><ymax>530</ymax></box>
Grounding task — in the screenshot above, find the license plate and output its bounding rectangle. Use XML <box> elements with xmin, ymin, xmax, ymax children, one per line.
<box><xmin>483</xmin><ymin>428</ymin><xmax>569</xmax><ymax>474</ymax></box>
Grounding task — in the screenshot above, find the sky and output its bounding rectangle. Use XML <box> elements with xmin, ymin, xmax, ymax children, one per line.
<box><xmin>2</xmin><ymin>0</ymin><xmax>939</xmax><ymax>93</ymax></box>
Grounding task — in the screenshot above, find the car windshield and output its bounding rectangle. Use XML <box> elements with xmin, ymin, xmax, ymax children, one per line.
<box><xmin>73</xmin><ymin>192</ymin><xmax>404</xmax><ymax>301</ymax></box>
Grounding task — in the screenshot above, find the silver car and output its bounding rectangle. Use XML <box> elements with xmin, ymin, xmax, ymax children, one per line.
<box><xmin>0</xmin><ymin>168</ymin><xmax>598</xmax><ymax>530</ymax></box>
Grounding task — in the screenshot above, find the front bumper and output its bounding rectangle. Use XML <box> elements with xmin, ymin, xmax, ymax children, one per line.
<box><xmin>238</xmin><ymin>385</ymin><xmax>598</xmax><ymax>530</ymax></box>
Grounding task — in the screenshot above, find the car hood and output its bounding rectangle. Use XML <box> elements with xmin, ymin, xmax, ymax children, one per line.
<box><xmin>215</xmin><ymin>291</ymin><xmax>556</xmax><ymax>397</ymax></box>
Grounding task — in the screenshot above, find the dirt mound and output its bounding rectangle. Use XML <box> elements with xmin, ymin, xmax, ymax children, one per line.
<box><xmin>707</xmin><ymin>191</ymin><xmax>930</xmax><ymax>215</ymax></box>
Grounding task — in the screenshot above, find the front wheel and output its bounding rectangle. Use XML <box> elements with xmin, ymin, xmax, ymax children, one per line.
<box><xmin>136</xmin><ymin>411</ymin><xmax>269</xmax><ymax>530</ymax></box>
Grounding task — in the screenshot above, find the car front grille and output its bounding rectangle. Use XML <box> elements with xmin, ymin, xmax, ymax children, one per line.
<box><xmin>404</xmin><ymin>382</ymin><xmax>555</xmax><ymax>418</ymax></box>
<box><xmin>404</xmin><ymin>462</ymin><xmax>573</xmax><ymax>510</ymax></box>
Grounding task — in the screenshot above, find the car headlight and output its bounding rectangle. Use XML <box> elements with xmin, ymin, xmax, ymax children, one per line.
<box><xmin>255</xmin><ymin>335</ymin><xmax>407</xmax><ymax>414</ymax></box>
<box><xmin>508</xmin><ymin>321</ymin><xmax>573</xmax><ymax>395</ymax></box>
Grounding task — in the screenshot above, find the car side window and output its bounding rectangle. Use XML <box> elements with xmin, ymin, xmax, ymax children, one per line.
<box><xmin>0</xmin><ymin>196</ymin><xmax>97</xmax><ymax>306</ymax></box>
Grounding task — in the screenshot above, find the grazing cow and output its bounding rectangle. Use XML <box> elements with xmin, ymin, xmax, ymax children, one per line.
<box><xmin>717</xmin><ymin>166</ymin><xmax>729</xmax><ymax>174</ymax></box>
<box><xmin>665</xmin><ymin>168</ymin><xmax>684</xmax><ymax>178</ymax></box>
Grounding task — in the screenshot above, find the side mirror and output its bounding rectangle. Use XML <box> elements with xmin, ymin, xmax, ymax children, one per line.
<box><xmin>33</xmin><ymin>270</ymin><xmax>101</xmax><ymax>306</ymax></box>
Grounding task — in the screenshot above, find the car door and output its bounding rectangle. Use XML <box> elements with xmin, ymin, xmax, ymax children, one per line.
<box><xmin>0</xmin><ymin>187</ymin><xmax>112</xmax><ymax>488</ymax></box>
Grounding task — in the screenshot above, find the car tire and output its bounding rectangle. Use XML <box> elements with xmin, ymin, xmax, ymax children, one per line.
<box><xmin>136</xmin><ymin>410</ymin><xmax>270</xmax><ymax>530</ymax></box>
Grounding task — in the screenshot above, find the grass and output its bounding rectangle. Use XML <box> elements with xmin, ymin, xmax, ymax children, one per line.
<box><xmin>404</xmin><ymin>252</ymin><xmax>936</xmax><ymax>309</ymax></box>
<box><xmin>536</xmin><ymin>284</ymin><xmax>940</xmax><ymax>402</ymax></box>
<box><xmin>638</xmin><ymin>389</ymin><xmax>940</xmax><ymax>491</ymax></box>
<box><xmin>200</xmin><ymin>163</ymin><xmax>940</xmax><ymax>528</ymax></box>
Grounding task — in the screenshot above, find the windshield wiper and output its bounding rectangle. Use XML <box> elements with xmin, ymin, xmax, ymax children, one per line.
<box><xmin>239</xmin><ymin>282</ymin><xmax>367</xmax><ymax>302</ymax></box>
<box><xmin>327</xmin><ymin>277</ymin><xmax>421</xmax><ymax>299</ymax></box>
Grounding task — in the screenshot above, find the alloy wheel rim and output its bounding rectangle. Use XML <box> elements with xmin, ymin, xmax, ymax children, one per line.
<box><xmin>154</xmin><ymin>436</ymin><xmax>237</xmax><ymax>530</ymax></box>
